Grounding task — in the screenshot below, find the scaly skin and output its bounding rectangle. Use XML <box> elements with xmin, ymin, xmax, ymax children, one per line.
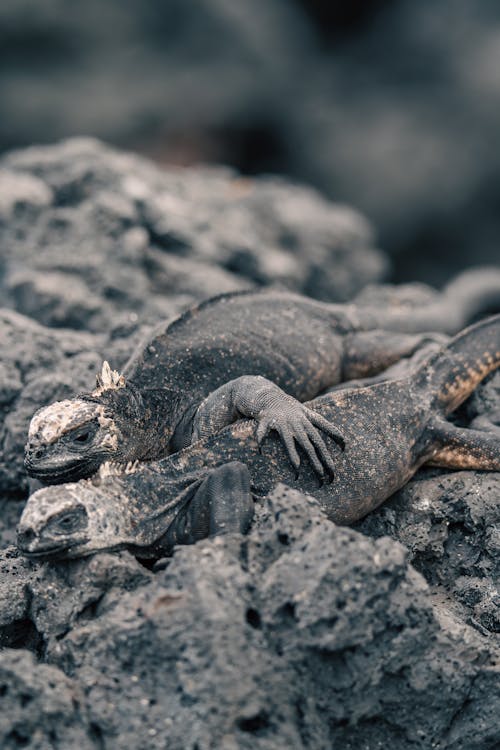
<box><xmin>17</xmin><ymin>315</ymin><xmax>500</xmax><ymax>560</ymax></box>
<box><xmin>25</xmin><ymin>268</ymin><xmax>500</xmax><ymax>484</ymax></box>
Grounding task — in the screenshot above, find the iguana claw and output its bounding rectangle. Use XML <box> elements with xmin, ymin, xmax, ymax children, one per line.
<box><xmin>255</xmin><ymin>401</ymin><xmax>343</xmax><ymax>478</ymax></box>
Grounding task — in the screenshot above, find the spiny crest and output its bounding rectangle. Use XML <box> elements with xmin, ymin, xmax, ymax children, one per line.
<box><xmin>93</xmin><ymin>361</ymin><xmax>126</xmax><ymax>396</ymax></box>
<box><xmin>93</xmin><ymin>460</ymin><xmax>140</xmax><ymax>483</ymax></box>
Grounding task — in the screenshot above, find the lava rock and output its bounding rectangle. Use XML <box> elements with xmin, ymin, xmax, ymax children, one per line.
<box><xmin>0</xmin><ymin>648</ymin><xmax>93</xmax><ymax>750</ymax></box>
<box><xmin>357</xmin><ymin>470</ymin><xmax>500</xmax><ymax>634</ymax></box>
<box><xmin>1</xmin><ymin>488</ymin><xmax>497</xmax><ymax>749</ymax></box>
<box><xmin>1</xmin><ymin>138</ymin><xmax>387</xmax><ymax>328</ymax></box>
<box><xmin>0</xmin><ymin>548</ymin><xmax>34</xmax><ymax>649</ymax></box>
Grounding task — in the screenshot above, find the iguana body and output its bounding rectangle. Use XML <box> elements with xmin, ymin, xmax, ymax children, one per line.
<box><xmin>25</xmin><ymin>268</ymin><xmax>500</xmax><ymax>483</ymax></box>
<box><xmin>18</xmin><ymin>315</ymin><xmax>500</xmax><ymax>560</ymax></box>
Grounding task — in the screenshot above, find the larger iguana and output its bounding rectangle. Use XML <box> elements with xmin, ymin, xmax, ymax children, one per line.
<box><xmin>17</xmin><ymin>314</ymin><xmax>500</xmax><ymax>560</ymax></box>
<box><xmin>25</xmin><ymin>268</ymin><xmax>500</xmax><ymax>484</ymax></box>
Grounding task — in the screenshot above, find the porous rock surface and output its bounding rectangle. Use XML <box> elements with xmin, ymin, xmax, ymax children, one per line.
<box><xmin>0</xmin><ymin>139</ymin><xmax>498</xmax><ymax>749</ymax></box>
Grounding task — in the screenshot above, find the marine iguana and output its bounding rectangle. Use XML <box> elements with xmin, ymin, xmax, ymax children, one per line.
<box><xmin>24</xmin><ymin>268</ymin><xmax>500</xmax><ymax>484</ymax></box>
<box><xmin>17</xmin><ymin>314</ymin><xmax>500</xmax><ymax>560</ymax></box>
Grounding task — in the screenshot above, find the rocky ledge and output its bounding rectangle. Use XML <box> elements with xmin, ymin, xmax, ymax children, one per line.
<box><xmin>0</xmin><ymin>139</ymin><xmax>498</xmax><ymax>750</ymax></box>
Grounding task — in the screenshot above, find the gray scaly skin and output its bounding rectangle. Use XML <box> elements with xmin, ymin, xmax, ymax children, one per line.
<box><xmin>25</xmin><ymin>268</ymin><xmax>500</xmax><ymax>484</ymax></box>
<box><xmin>17</xmin><ymin>315</ymin><xmax>500</xmax><ymax>561</ymax></box>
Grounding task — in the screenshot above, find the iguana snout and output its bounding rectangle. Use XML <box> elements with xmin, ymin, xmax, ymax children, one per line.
<box><xmin>17</xmin><ymin>487</ymin><xmax>89</xmax><ymax>558</ymax></box>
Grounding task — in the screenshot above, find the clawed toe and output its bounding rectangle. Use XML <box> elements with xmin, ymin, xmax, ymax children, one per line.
<box><xmin>254</xmin><ymin>403</ymin><xmax>343</xmax><ymax>478</ymax></box>
<box><xmin>327</xmin><ymin>431</ymin><xmax>345</xmax><ymax>452</ymax></box>
<box><xmin>336</xmin><ymin>436</ymin><xmax>346</xmax><ymax>452</ymax></box>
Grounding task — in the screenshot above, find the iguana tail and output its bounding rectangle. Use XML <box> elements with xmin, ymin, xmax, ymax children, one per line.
<box><xmin>355</xmin><ymin>267</ymin><xmax>500</xmax><ymax>334</ymax></box>
<box><xmin>441</xmin><ymin>267</ymin><xmax>500</xmax><ymax>329</ymax></box>
<box><xmin>418</xmin><ymin>314</ymin><xmax>500</xmax><ymax>415</ymax></box>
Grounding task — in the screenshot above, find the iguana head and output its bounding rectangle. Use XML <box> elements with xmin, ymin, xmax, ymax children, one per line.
<box><xmin>24</xmin><ymin>362</ymin><xmax>140</xmax><ymax>483</ymax></box>
<box><xmin>17</xmin><ymin>461</ymin><xmax>203</xmax><ymax>560</ymax></box>
<box><xmin>16</xmin><ymin>471</ymin><xmax>131</xmax><ymax>559</ymax></box>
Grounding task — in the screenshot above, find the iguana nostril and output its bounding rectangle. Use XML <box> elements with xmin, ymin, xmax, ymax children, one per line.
<box><xmin>26</xmin><ymin>444</ymin><xmax>43</xmax><ymax>459</ymax></box>
<box><xmin>17</xmin><ymin>528</ymin><xmax>35</xmax><ymax>547</ymax></box>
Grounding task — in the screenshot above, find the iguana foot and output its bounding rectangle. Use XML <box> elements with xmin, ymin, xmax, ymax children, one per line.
<box><xmin>170</xmin><ymin>462</ymin><xmax>254</xmax><ymax>546</ymax></box>
<box><xmin>255</xmin><ymin>401</ymin><xmax>344</xmax><ymax>478</ymax></box>
<box><xmin>188</xmin><ymin>375</ymin><xmax>344</xmax><ymax>478</ymax></box>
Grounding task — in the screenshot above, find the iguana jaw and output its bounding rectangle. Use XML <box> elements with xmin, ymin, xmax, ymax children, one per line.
<box><xmin>24</xmin><ymin>454</ymin><xmax>103</xmax><ymax>485</ymax></box>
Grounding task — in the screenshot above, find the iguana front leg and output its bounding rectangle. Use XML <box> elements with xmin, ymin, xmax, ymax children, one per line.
<box><xmin>162</xmin><ymin>462</ymin><xmax>254</xmax><ymax>549</ymax></box>
<box><xmin>183</xmin><ymin>375</ymin><xmax>345</xmax><ymax>477</ymax></box>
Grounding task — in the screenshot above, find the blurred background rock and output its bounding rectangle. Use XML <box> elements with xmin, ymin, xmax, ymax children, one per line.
<box><xmin>1</xmin><ymin>0</ymin><xmax>499</xmax><ymax>283</ymax></box>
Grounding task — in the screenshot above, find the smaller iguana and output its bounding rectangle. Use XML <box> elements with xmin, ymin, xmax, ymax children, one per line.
<box><xmin>17</xmin><ymin>314</ymin><xmax>500</xmax><ymax>561</ymax></box>
<box><xmin>24</xmin><ymin>268</ymin><xmax>500</xmax><ymax>483</ymax></box>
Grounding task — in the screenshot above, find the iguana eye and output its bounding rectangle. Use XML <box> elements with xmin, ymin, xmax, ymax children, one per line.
<box><xmin>74</xmin><ymin>431</ymin><xmax>90</xmax><ymax>444</ymax></box>
<box><xmin>49</xmin><ymin>506</ymin><xmax>88</xmax><ymax>535</ymax></box>
<box><xmin>69</xmin><ymin>423</ymin><xmax>98</xmax><ymax>446</ymax></box>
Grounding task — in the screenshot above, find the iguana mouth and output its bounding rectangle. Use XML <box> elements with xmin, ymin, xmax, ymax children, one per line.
<box><xmin>19</xmin><ymin>537</ymin><xmax>90</xmax><ymax>559</ymax></box>
<box><xmin>25</xmin><ymin>458</ymin><xmax>98</xmax><ymax>484</ymax></box>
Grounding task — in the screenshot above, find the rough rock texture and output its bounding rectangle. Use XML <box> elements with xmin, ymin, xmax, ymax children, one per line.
<box><xmin>0</xmin><ymin>137</ymin><xmax>385</xmax><ymax>321</ymax></box>
<box><xmin>0</xmin><ymin>649</ymin><xmax>93</xmax><ymax>750</ymax></box>
<box><xmin>357</xmin><ymin>469</ymin><xmax>500</xmax><ymax>635</ymax></box>
<box><xmin>1</xmin><ymin>488</ymin><xmax>499</xmax><ymax>749</ymax></box>
<box><xmin>0</xmin><ymin>139</ymin><xmax>498</xmax><ymax>748</ymax></box>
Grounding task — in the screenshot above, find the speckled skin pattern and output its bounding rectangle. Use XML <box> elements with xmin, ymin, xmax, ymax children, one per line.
<box><xmin>18</xmin><ymin>315</ymin><xmax>500</xmax><ymax>559</ymax></box>
<box><xmin>24</xmin><ymin>268</ymin><xmax>500</xmax><ymax>484</ymax></box>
